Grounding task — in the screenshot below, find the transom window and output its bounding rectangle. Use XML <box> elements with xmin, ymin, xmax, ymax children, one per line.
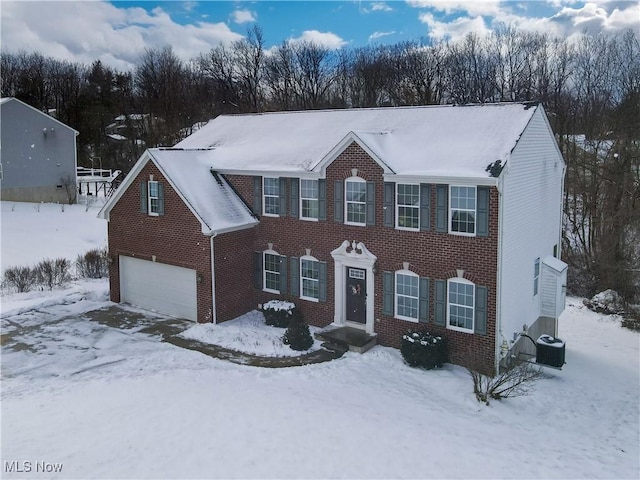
<box><xmin>301</xmin><ymin>258</ymin><xmax>320</xmax><ymax>300</ymax></box>
<box><xmin>263</xmin><ymin>252</ymin><xmax>280</xmax><ymax>292</ymax></box>
<box><xmin>148</xmin><ymin>181</ymin><xmax>159</xmax><ymax>215</ymax></box>
<box><xmin>345</xmin><ymin>178</ymin><xmax>366</xmax><ymax>225</ymax></box>
<box><xmin>263</xmin><ymin>177</ymin><xmax>280</xmax><ymax>216</ymax></box>
<box><xmin>397</xmin><ymin>184</ymin><xmax>420</xmax><ymax>230</ymax></box>
<box><xmin>448</xmin><ymin>279</ymin><xmax>474</xmax><ymax>332</ymax></box>
<box><xmin>396</xmin><ymin>272</ymin><xmax>419</xmax><ymax>320</ymax></box>
<box><xmin>450</xmin><ymin>186</ymin><xmax>476</xmax><ymax>235</ymax></box>
<box><xmin>300</xmin><ymin>179</ymin><xmax>319</xmax><ymax>220</ymax></box>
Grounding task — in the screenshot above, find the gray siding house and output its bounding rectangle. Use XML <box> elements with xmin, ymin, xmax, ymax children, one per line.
<box><xmin>0</xmin><ymin>97</ymin><xmax>79</xmax><ymax>203</ymax></box>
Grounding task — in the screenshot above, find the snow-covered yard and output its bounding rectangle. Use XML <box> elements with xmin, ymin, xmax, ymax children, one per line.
<box><xmin>1</xmin><ymin>201</ymin><xmax>639</xmax><ymax>479</ymax></box>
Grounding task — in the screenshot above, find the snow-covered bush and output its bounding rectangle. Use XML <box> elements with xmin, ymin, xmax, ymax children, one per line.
<box><xmin>282</xmin><ymin>309</ymin><xmax>314</xmax><ymax>351</ymax></box>
<box><xmin>400</xmin><ymin>330</ymin><xmax>447</xmax><ymax>369</ymax></box>
<box><xmin>583</xmin><ymin>289</ymin><xmax>625</xmax><ymax>315</ymax></box>
<box><xmin>3</xmin><ymin>266</ymin><xmax>38</xmax><ymax>293</ymax></box>
<box><xmin>262</xmin><ymin>300</ymin><xmax>296</xmax><ymax>328</ymax></box>
<box><xmin>76</xmin><ymin>248</ymin><xmax>109</xmax><ymax>279</ymax></box>
<box><xmin>36</xmin><ymin>258</ymin><xmax>71</xmax><ymax>290</ymax></box>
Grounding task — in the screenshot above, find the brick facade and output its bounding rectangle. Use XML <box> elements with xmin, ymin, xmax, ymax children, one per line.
<box><xmin>108</xmin><ymin>142</ymin><xmax>499</xmax><ymax>373</ymax></box>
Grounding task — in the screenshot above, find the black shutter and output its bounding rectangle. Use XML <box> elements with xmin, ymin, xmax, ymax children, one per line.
<box><xmin>279</xmin><ymin>178</ymin><xmax>287</xmax><ymax>216</ymax></box>
<box><xmin>140</xmin><ymin>181</ymin><xmax>148</xmax><ymax>214</ymax></box>
<box><xmin>290</xmin><ymin>178</ymin><xmax>299</xmax><ymax>218</ymax></box>
<box><xmin>419</xmin><ymin>183</ymin><xmax>430</xmax><ymax>231</ymax></box>
<box><xmin>279</xmin><ymin>255</ymin><xmax>287</xmax><ymax>294</ymax></box>
<box><xmin>334</xmin><ymin>180</ymin><xmax>344</xmax><ymax>223</ymax></box>
<box><xmin>290</xmin><ymin>257</ymin><xmax>300</xmax><ymax>297</ymax></box>
<box><xmin>318</xmin><ymin>179</ymin><xmax>327</xmax><ymax>220</ymax></box>
<box><xmin>383</xmin><ymin>271</ymin><xmax>394</xmax><ymax>316</ymax></box>
<box><xmin>383</xmin><ymin>182</ymin><xmax>395</xmax><ymax>227</ymax></box>
<box><xmin>253</xmin><ymin>177</ymin><xmax>262</xmax><ymax>216</ymax></box>
<box><xmin>474</xmin><ymin>285</ymin><xmax>487</xmax><ymax>334</ymax></box>
<box><xmin>477</xmin><ymin>186</ymin><xmax>489</xmax><ymax>237</ymax></box>
<box><xmin>254</xmin><ymin>251</ymin><xmax>263</xmax><ymax>289</ymax></box>
<box><xmin>419</xmin><ymin>277</ymin><xmax>430</xmax><ymax>323</ymax></box>
<box><xmin>435</xmin><ymin>185</ymin><xmax>448</xmax><ymax>232</ymax></box>
<box><xmin>366</xmin><ymin>181</ymin><xmax>375</xmax><ymax>226</ymax></box>
<box><xmin>157</xmin><ymin>182</ymin><xmax>165</xmax><ymax>216</ymax></box>
<box><xmin>434</xmin><ymin>279</ymin><xmax>446</xmax><ymax>326</ymax></box>
<box><xmin>318</xmin><ymin>261</ymin><xmax>327</xmax><ymax>302</ymax></box>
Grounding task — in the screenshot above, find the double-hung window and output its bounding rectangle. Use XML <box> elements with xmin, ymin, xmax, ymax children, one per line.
<box><xmin>148</xmin><ymin>181</ymin><xmax>160</xmax><ymax>215</ymax></box>
<box><xmin>345</xmin><ymin>178</ymin><xmax>366</xmax><ymax>225</ymax></box>
<box><xmin>301</xmin><ymin>257</ymin><xmax>320</xmax><ymax>300</ymax></box>
<box><xmin>450</xmin><ymin>186</ymin><xmax>476</xmax><ymax>235</ymax></box>
<box><xmin>395</xmin><ymin>271</ymin><xmax>419</xmax><ymax>320</ymax></box>
<box><xmin>300</xmin><ymin>179</ymin><xmax>319</xmax><ymax>220</ymax></box>
<box><xmin>263</xmin><ymin>252</ymin><xmax>281</xmax><ymax>292</ymax></box>
<box><xmin>263</xmin><ymin>177</ymin><xmax>280</xmax><ymax>216</ymax></box>
<box><xmin>534</xmin><ymin>257</ymin><xmax>540</xmax><ymax>296</ymax></box>
<box><xmin>397</xmin><ymin>184</ymin><xmax>420</xmax><ymax>230</ymax></box>
<box><xmin>447</xmin><ymin>279</ymin><xmax>475</xmax><ymax>332</ymax></box>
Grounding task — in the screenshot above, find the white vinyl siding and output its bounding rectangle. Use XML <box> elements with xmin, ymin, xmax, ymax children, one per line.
<box><xmin>263</xmin><ymin>177</ymin><xmax>280</xmax><ymax>216</ymax></box>
<box><xmin>450</xmin><ymin>186</ymin><xmax>476</xmax><ymax>235</ymax></box>
<box><xmin>396</xmin><ymin>184</ymin><xmax>420</xmax><ymax>230</ymax></box>
<box><xmin>447</xmin><ymin>279</ymin><xmax>475</xmax><ymax>332</ymax></box>
<box><xmin>395</xmin><ymin>271</ymin><xmax>419</xmax><ymax>320</ymax></box>
<box><xmin>300</xmin><ymin>179</ymin><xmax>319</xmax><ymax>220</ymax></box>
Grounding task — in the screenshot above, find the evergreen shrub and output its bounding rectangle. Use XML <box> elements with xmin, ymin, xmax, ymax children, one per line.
<box><xmin>262</xmin><ymin>300</ymin><xmax>296</xmax><ymax>328</ymax></box>
<box><xmin>400</xmin><ymin>330</ymin><xmax>447</xmax><ymax>369</ymax></box>
<box><xmin>282</xmin><ymin>309</ymin><xmax>314</xmax><ymax>351</ymax></box>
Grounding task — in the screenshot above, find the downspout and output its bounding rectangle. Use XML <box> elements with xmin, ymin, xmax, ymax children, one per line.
<box><xmin>210</xmin><ymin>232</ymin><xmax>218</xmax><ymax>324</ymax></box>
<box><xmin>495</xmin><ymin>170</ymin><xmax>506</xmax><ymax>374</ymax></box>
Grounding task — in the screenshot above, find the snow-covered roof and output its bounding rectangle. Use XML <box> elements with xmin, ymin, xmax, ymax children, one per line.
<box><xmin>99</xmin><ymin>149</ymin><xmax>258</xmax><ymax>236</ymax></box>
<box><xmin>542</xmin><ymin>255</ymin><xmax>568</xmax><ymax>273</ymax></box>
<box><xmin>175</xmin><ymin>103</ymin><xmax>539</xmax><ymax>179</ymax></box>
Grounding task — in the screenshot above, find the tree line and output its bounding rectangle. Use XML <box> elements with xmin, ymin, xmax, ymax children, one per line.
<box><xmin>1</xmin><ymin>25</ymin><xmax>639</xmax><ymax>301</ymax></box>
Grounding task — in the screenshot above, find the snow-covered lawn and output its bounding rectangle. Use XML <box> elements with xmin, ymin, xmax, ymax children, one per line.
<box><xmin>1</xmin><ymin>202</ymin><xmax>639</xmax><ymax>479</ymax></box>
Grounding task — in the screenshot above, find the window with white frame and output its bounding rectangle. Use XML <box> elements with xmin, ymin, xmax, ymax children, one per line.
<box><xmin>263</xmin><ymin>252</ymin><xmax>280</xmax><ymax>292</ymax></box>
<box><xmin>534</xmin><ymin>257</ymin><xmax>540</xmax><ymax>296</ymax></box>
<box><xmin>397</xmin><ymin>184</ymin><xmax>420</xmax><ymax>230</ymax></box>
<box><xmin>448</xmin><ymin>279</ymin><xmax>475</xmax><ymax>332</ymax></box>
<box><xmin>395</xmin><ymin>271</ymin><xmax>419</xmax><ymax>320</ymax></box>
<box><xmin>300</xmin><ymin>179</ymin><xmax>319</xmax><ymax>220</ymax></box>
<box><xmin>148</xmin><ymin>181</ymin><xmax>160</xmax><ymax>215</ymax></box>
<box><xmin>263</xmin><ymin>177</ymin><xmax>280</xmax><ymax>216</ymax></box>
<box><xmin>450</xmin><ymin>186</ymin><xmax>476</xmax><ymax>235</ymax></box>
<box><xmin>300</xmin><ymin>257</ymin><xmax>320</xmax><ymax>300</ymax></box>
<box><xmin>345</xmin><ymin>178</ymin><xmax>366</xmax><ymax>225</ymax></box>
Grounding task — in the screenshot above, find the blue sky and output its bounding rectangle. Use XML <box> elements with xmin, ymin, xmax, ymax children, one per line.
<box><xmin>1</xmin><ymin>1</ymin><xmax>638</xmax><ymax>70</ymax></box>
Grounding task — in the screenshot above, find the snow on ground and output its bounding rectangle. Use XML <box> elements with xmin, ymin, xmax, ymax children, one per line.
<box><xmin>1</xmin><ymin>201</ymin><xmax>107</xmax><ymax>274</ymax></box>
<box><xmin>1</xmin><ymin>200</ymin><xmax>639</xmax><ymax>479</ymax></box>
<box><xmin>179</xmin><ymin>310</ymin><xmax>324</xmax><ymax>357</ymax></box>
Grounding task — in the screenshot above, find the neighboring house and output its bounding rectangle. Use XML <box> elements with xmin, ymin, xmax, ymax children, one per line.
<box><xmin>99</xmin><ymin>103</ymin><xmax>567</xmax><ymax>374</ymax></box>
<box><xmin>0</xmin><ymin>97</ymin><xmax>79</xmax><ymax>203</ymax></box>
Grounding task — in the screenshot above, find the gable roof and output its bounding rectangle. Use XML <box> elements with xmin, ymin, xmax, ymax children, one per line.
<box><xmin>99</xmin><ymin>149</ymin><xmax>258</xmax><ymax>235</ymax></box>
<box><xmin>0</xmin><ymin>97</ymin><xmax>79</xmax><ymax>135</ymax></box>
<box><xmin>176</xmin><ymin>103</ymin><xmax>540</xmax><ymax>179</ymax></box>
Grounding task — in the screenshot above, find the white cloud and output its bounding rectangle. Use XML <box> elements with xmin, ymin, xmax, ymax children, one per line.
<box><xmin>371</xmin><ymin>2</ymin><xmax>393</xmax><ymax>12</ymax></box>
<box><xmin>288</xmin><ymin>30</ymin><xmax>347</xmax><ymax>49</ymax></box>
<box><xmin>368</xmin><ymin>31</ymin><xmax>396</xmax><ymax>42</ymax></box>
<box><xmin>407</xmin><ymin>0</ymin><xmax>502</xmax><ymax>17</ymax></box>
<box><xmin>230</xmin><ymin>9</ymin><xmax>257</xmax><ymax>24</ymax></box>
<box><xmin>419</xmin><ymin>13</ymin><xmax>490</xmax><ymax>40</ymax></box>
<box><xmin>0</xmin><ymin>1</ymin><xmax>243</xmax><ymax>71</ymax></box>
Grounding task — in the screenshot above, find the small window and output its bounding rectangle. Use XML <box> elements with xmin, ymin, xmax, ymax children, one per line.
<box><xmin>148</xmin><ymin>181</ymin><xmax>160</xmax><ymax>215</ymax></box>
<box><xmin>301</xmin><ymin>257</ymin><xmax>320</xmax><ymax>300</ymax></box>
<box><xmin>263</xmin><ymin>177</ymin><xmax>280</xmax><ymax>216</ymax></box>
<box><xmin>397</xmin><ymin>184</ymin><xmax>420</xmax><ymax>230</ymax></box>
<box><xmin>448</xmin><ymin>279</ymin><xmax>475</xmax><ymax>332</ymax></box>
<box><xmin>395</xmin><ymin>271</ymin><xmax>419</xmax><ymax>320</ymax></box>
<box><xmin>263</xmin><ymin>252</ymin><xmax>280</xmax><ymax>292</ymax></box>
<box><xmin>300</xmin><ymin>179</ymin><xmax>319</xmax><ymax>220</ymax></box>
<box><xmin>534</xmin><ymin>257</ymin><xmax>540</xmax><ymax>296</ymax></box>
<box><xmin>450</xmin><ymin>186</ymin><xmax>476</xmax><ymax>235</ymax></box>
<box><xmin>345</xmin><ymin>178</ymin><xmax>366</xmax><ymax>225</ymax></box>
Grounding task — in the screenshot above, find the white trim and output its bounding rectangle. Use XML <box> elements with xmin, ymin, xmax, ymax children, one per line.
<box><xmin>263</xmin><ymin>249</ymin><xmax>281</xmax><ymax>293</ymax></box>
<box><xmin>148</xmin><ymin>180</ymin><xmax>160</xmax><ymax>216</ymax></box>
<box><xmin>300</xmin><ymin>254</ymin><xmax>320</xmax><ymax>302</ymax></box>
<box><xmin>384</xmin><ymin>173</ymin><xmax>498</xmax><ymax>187</ymax></box>
<box><xmin>299</xmin><ymin>179</ymin><xmax>319</xmax><ymax>221</ymax></box>
<box><xmin>446</xmin><ymin>277</ymin><xmax>475</xmax><ymax>333</ymax></box>
<box><xmin>345</xmin><ymin>177</ymin><xmax>367</xmax><ymax>226</ymax></box>
<box><xmin>313</xmin><ymin>131</ymin><xmax>394</xmax><ymax>176</ymax></box>
<box><xmin>210</xmin><ymin>234</ymin><xmax>217</xmax><ymax>324</ymax></box>
<box><xmin>330</xmin><ymin>240</ymin><xmax>377</xmax><ymax>335</ymax></box>
<box><xmin>394</xmin><ymin>270</ymin><xmax>420</xmax><ymax>322</ymax></box>
<box><xmin>449</xmin><ymin>185</ymin><xmax>477</xmax><ymax>237</ymax></box>
<box><xmin>395</xmin><ymin>183</ymin><xmax>420</xmax><ymax>231</ymax></box>
<box><xmin>262</xmin><ymin>177</ymin><xmax>280</xmax><ymax>217</ymax></box>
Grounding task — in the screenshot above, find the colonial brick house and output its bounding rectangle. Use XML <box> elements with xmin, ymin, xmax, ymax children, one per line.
<box><xmin>99</xmin><ymin>103</ymin><xmax>567</xmax><ymax>373</ymax></box>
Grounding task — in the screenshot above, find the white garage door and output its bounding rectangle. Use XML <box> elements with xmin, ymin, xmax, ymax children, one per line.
<box><xmin>119</xmin><ymin>256</ymin><xmax>198</xmax><ymax>321</ymax></box>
